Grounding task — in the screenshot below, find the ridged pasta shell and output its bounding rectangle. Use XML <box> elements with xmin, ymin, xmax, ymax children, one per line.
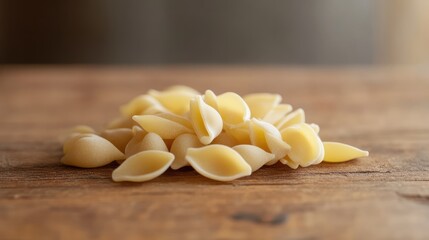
<box><xmin>190</xmin><ymin>95</ymin><xmax>223</xmax><ymax>145</ymax></box>
<box><xmin>249</xmin><ymin>118</ymin><xmax>290</xmax><ymax>163</ymax></box>
<box><xmin>263</xmin><ymin>104</ymin><xmax>293</xmax><ymax>125</ymax></box>
<box><xmin>323</xmin><ymin>142</ymin><xmax>369</xmax><ymax>163</ymax></box>
<box><xmin>112</xmin><ymin>150</ymin><xmax>175</xmax><ymax>182</ymax></box>
<box><xmin>125</xmin><ymin>132</ymin><xmax>168</xmax><ymax>158</ymax></box>
<box><xmin>281</xmin><ymin>123</ymin><xmax>324</xmax><ymax>167</ymax></box>
<box><xmin>217</xmin><ymin>92</ymin><xmax>251</xmax><ymax>125</ymax></box>
<box><xmin>170</xmin><ymin>133</ymin><xmax>203</xmax><ymax>169</ymax></box>
<box><xmin>133</xmin><ymin>112</ymin><xmax>193</xmax><ymax>139</ymax></box>
<box><xmin>149</xmin><ymin>89</ymin><xmax>196</xmax><ymax>115</ymax></box>
<box><xmin>186</xmin><ymin>145</ymin><xmax>252</xmax><ymax>181</ymax></box>
<box><xmin>232</xmin><ymin>145</ymin><xmax>275</xmax><ymax>172</ymax></box>
<box><xmin>61</xmin><ymin>134</ymin><xmax>124</xmax><ymax>168</ymax></box>
<box><xmin>212</xmin><ymin>132</ymin><xmax>239</xmax><ymax>147</ymax></box>
<box><xmin>244</xmin><ymin>93</ymin><xmax>282</xmax><ymax>119</ymax></box>
<box><xmin>276</xmin><ymin>108</ymin><xmax>305</xmax><ymax>131</ymax></box>
<box><xmin>120</xmin><ymin>94</ymin><xmax>162</xmax><ymax>117</ymax></box>
<box><xmin>99</xmin><ymin>128</ymin><xmax>133</xmax><ymax>153</ymax></box>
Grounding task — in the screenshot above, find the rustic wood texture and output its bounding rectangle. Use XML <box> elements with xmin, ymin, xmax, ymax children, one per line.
<box><xmin>0</xmin><ymin>66</ymin><xmax>428</xmax><ymax>240</ymax></box>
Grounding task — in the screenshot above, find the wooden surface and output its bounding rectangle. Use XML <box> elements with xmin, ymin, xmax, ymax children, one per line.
<box><xmin>0</xmin><ymin>66</ymin><xmax>428</xmax><ymax>240</ymax></box>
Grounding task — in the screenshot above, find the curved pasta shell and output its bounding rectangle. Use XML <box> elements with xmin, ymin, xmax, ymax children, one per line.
<box><xmin>63</xmin><ymin>133</ymin><xmax>92</xmax><ymax>154</ymax></box>
<box><xmin>217</xmin><ymin>92</ymin><xmax>251</xmax><ymax>125</ymax></box>
<box><xmin>263</xmin><ymin>104</ymin><xmax>293</xmax><ymax>124</ymax></box>
<box><xmin>133</xmin><ymin>113</ymin><xmax>193</xmax><ymax>139</ymax></box>
<box><xmin>120</xmin><ymin>94</ymin><xmax>162</xmax><ymax>117</ymax></box>
<box><xmin>281</xmin><ymin>123</ymin><xmax>324</xmax><ymax>167</ymax></box>
<box><xmin>244</xmin><ymin>93</ymin><xmax>282</xmax><ymax>119</ymax></box>
<box><xmin>186</xmin><ymin>145</ymin><xmax>252</xmax><ymax>181</ymax></box>
<box><xmin>323</xmin><ymin>142</ymin><xmax>369</xmax><ymax>163</ymax></box>
<box><xmin>149</xmin><ymin>90</ymin><xmax>195</xmax><ymax>115</ymax></box>
<box><xmin>112</xmin><ymin>150</ymin><xmax>175</xmax><ymax>182</ymax></box>
<box><xmin>212</xmin><ymin>132</ymin><xmax>239</xmax><ymax>147</ymax></box>
<box><xmin>233</xmin><ymin>145</ymin><xmax>275</xmax><ymax>172</ymax></box>
<box><xmin>162</xmin><ymin>85</ymin><xmax>201</xmax><ymax>95</ymax></box>
<box><xmin>202</xmin><ymin>90</ymin><xmax>218</xmax><ymax>110</ymax></box>
<box><xmin>99</xmin><ymin>128</ymin><xmax>133</xmax><ymax>153</ymax></box>
<box><xmin>280</xmin><ymin>156</ymin><xmax>299</xmax><ymax>169</ymax></box>
<box><xmin>170</xmin><ymin>133</ymin><xmax>203</xmax><ymax>170</ymax></box>
<box><xmin>276</xmin><ymin>108</ymin><xmax>305</xmax><ymax>131</ymax></box>
<box><xmin>190</xmin><ymin>95</ymin><xmax>223</xmax><ymax>145</ymax></box>
<box><xmin>59</xmin><ymin>125</ymin><xmax>95</xmax><ymax>143</ymax></box>
<box><xmin>61</xmin><ymin>134</ymin><xmax>124</xmax><ymax>168</ymax></box>
<box><xmin>107</xmin><ymin>117</ymin><xmax>137</xmax><ymax>129</ymax></box>
<box><xmin>125</xmin><ymin>132</ymin><xmax>168</xmax><ymax>158</ymax></box>
<box><xmin>249</xmin><ymin>118</ymin><xmax>290</xmax><ymax>162</ymax></box>
<box><xmin>224</xmin><ymin>122</ymin><xmax>251</xmax><ymax>144</ymax></box>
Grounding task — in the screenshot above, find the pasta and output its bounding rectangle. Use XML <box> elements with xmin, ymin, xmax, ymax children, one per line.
<box><xmin>60</xmin><ymin>85</ymin><xmax>369</xmax><ymax>182</ymax></box>
<box><xmin>186</xmin><ymin>145</ymin><xmax>252</xmax><ymax>181</ymax></box>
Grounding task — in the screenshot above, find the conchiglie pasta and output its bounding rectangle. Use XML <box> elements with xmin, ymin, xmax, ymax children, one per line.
<box><xmin>276</xmin><ymin>108</ymin><xmax>305</xmax><ymax>131</ymax></box>
<box><xmin>186</xmin><ymin>145</ymin><xmax>252</xmax><ymax>181</ymax></box>
<box><xmin>100</xmin><ymin>128</ymin><xmax>133</xmax><ymax>153</ymax></box>
<box><xmin>244</xmin><ymin>93</ymin><xmax>282</xmax><ymax>119</ymax></box>
<box><xmin>323</xmin><ymin>142</ymin><xmax>369</xmax><ymax>163</ymax></box>
<box><xmin>216</xmin><ymin>92</ymin><xmax>250</xmax><ymax>125</ymax></box>
<box><xmin>170</xmin><ymin>133</ymin><xmax>203</xmax><ymax>170</ymax></box>
<box><xmin>125</xmin><ymin>132</ymin><xmax>168</xmax><ymax>159</ymax></box>
<box><xmin>133</xmin><ymin>112</ymin><xmax>193</xmax><ymax>139</ymax></box>
<box><xmin>232</xmin><ymin>145</ymin><xmax>275</xmax><ymax>172</ymax></box>
<box><xmin>120</xmin><ymin>94</ymin><xmax>162</xmax><ymax>117</ymax></box>
<box><xmin>190</xmin><ymin>95</ymin><xmax>223</xmax><ymax>145</ymax></box>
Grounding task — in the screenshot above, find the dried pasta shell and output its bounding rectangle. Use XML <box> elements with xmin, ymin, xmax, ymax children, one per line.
<box><xmin>61</xmin><ymin>134</ymin><xmax>124</xmax><ymax>168</ymax></box>
<box><xmin>280</xmin><ymin>156</ymin><xmax>299</xmax><ymax>169</ymax></box>
<box><xmin>212</xmin><ymin>132</ymin><xmax>239</xmax><ymax>147</ymax></box>
<box><xmin>244</xmin><ymin>93</ymin><xmax>282</xmax><ymax>119</ymax></box>
<box><xmin>162</xmin><ymin>85</ymin><xmax>201</xmax><ymax>95</ymax></box>
<box><xmin>107</xmin><ymin>117</ymin><xmax>136</xmax><ymax>129</ymax></box>
<box><xmin>125</xmin><ymin>132</ymin><xmax>168</xmax><ymax>158</ymax></box>
<box><xmin>249</xmin><ymin>118</ymin><xmax>290</xmax><ymax>163</ymax></box>
<box><xmin>263</xmin><ymin>104</ymin><xmax>293</xmax><ymax>124</ymax></box>
<box><xmin>202</xmin><ymin>90</ymin><xmax>218</xmax><ymax>110</ymax></box>
<box><xmin>190</xmin><ymin>95</ymin><xmax>223</xmax><ymax>145</ymax></box>
<box><xmin>323</xmin><ymin>142</ymin><xmax>369</xmax><ymax>163</ymax></box>
<box><xmin>186</xmin><ymin>145</ymin><xmax>252</xmax><ymax>181</ymax></box>
<box><xmin>133</xmin><ymin>112</ymin><xmax>193</xmax><ymax>139</ymax></box>
<box><xmin>232</xmin><ymin>145</ymin><xmax>275</xmax><ymax>172</ymax></box>
<box><xmin>281</xmin><ymin>123</ymin><xmax>324</xmax><ymax>167</ymax></box>
<box><xmin>149</xmin><ymin>89</ymin><xmax>196</xmax><ymax>115</ymax></box>
<box><xmin>217</xmin><ymin>92</ymin><xmax>251</xmax><ymax>125</ymax></box>
<box><xmin>112</xmin><ymin>150</ymin><xmax>175</xmax><ymax>182</ymax></box>
<box><xmin>63</xmin><ymin>133</ymin><xmax>92</xmax><ymax>154</ymax></box>
<box><xmin>170</xmin><ymin>133</ymin><xmax>203</xmax><ymax>169</ymax></box>
<box><xmin>99</xmin><ymin>128</ymin><xmax>133</xmax><ymax>153</ymax></box>
<box><xmin>276</xmin><ymin>108</ymin><xmax>305</xmax><ymax>130</ymax></box>
<box><xmin>224</xmin><ymin>122</ymin><xmax>251</xmax><ymax>144</ymax></box>
<box><xmin>120</xmin><ymin>94</ymin><xmax>162</xmax><ymax>117</ymax></box>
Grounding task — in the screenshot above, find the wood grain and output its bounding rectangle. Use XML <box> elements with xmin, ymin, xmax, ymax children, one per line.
<box><xmin>0</xmin><ymin>66</ymin><xmax>428</xmax><ymax>240</ymax></box>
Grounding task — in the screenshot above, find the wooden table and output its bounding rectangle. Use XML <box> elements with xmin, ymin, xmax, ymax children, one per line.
<box><xmin>1</xmin><ymin>66</ymin><xmax>428</xmax><ymax>240</ymax></box>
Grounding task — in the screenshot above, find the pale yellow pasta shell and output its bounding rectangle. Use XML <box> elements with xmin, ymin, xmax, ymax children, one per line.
<box><xmin>170</xmin><ymin>133</ymin><xmax>203</xmax><ymax>170</ymax></box>
<box><xmin>112</xmin><ymin>150</ymin><xmax>175</xmax><ymax>182</ymax></box>
<box><xmin>280</xmin><ymin>156</ymin><xmax>299</xmax><ymax>169</ymax></box>
<box><xmin>61</xmin><ymin>134</ymin><xmax>124</xmax><ymax>168</ymax></box>
<box><xmin>263</xmin><ymin>104</ymin><xmax>293</xmax><ymax>125</ymax></box>
<box><xmin>212</xmin><ymin>132</ymin><xmax>239</xmax><ymax>147</ymax></box>
<box><xmin>107</xmin><ymin>117</ymin><xmax>137</xmax><ymax>129</ymax></box>
<box><xmin>186</xmin><ymin>145</ymin><xmax>252</xmax><ymax>181</ymax></box>
<box><xmin>249</xmin><ymin>118</ymin><xmax>290</xmax><ymax>162</ymax></box>
<box><xmin>99</xmin><ymin>128</ymin><xmax>133</xmax><ymax>153</ymax></box>
<box><xmin>232</xmin><ymin>145</ymin><xmax>275</xmax><ymax>172</ymax></box>
<box><xmin>120</xmin><ymin>94</ymin><xmax>162</xmax><ymax>117</ymax></box>
<box><xmin>323</xmin><ymin>142</ymin><xmax>369</xmax><ymax>163</ymax></box>
<box><xmin>133</xmin><ymin>113</ymin><xmax>193</xmax><ymax>139</ymax></box>
<box><xmin>276</xmin><ymin>108</ymin><xmax>305</xmax><ymax>131</ymax></box>
<box><xmin>162</xmin><ymin>85</ymin><xmax>201</xmax><ymax>95</ymax></box>
<box><xmin>217</xmin><ymin>92</ymin><xmax>251</xmax><ymax>125</ymax></box>
<box><xmin>62</xmin><ymin>133</ymin><xmax>93</xmax><ymax>154</ymax></box>
<box><xmin>149</xmin><ymin>90</ymin><xmax>196</xmax><ymax>115</ymax></box>
<box><xmin>281</xmin><ymin>123</ymin><xmax>324</xmax><ymax>167</ymax></box>
<box><xmin>244</xmin><ymin>93</ymin><xmax>282</xmax><ymax>119</ymax></box>
<box><xmin>190</xmin><ymin>95</ymin><xmax>223</xmax><ymax>145</ymax></box>
<box><xmin>223</xmin><ymin>121</ymin><xmax>251</xmax><ymax>144</ymax></box>
<box><xmin>202</xmin><ymin>90</ymin><xmax>218</xmax><ymax>110</ymax></box>
<box><xmin>125</xmin><ymin>132</ymin><xmax>168</xmax><ymax>159</ymax></box>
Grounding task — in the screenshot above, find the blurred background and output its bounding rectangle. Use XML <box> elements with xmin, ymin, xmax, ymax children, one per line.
<box><xmin>0</xmin><ymin>0</ymin><xmax>428</xmax><ymax>65</ymax></box>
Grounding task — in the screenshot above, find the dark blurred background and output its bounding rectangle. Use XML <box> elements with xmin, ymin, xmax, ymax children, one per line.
<box><xmin>0</xmin><ymin>0</ymin><xmax>428</xmax><ymax>65</ymax></box>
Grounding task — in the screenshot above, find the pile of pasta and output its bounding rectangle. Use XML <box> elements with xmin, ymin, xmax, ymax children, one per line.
<box><xmin>61</xmin><ymin>86</ymin><xmax>369</xmax><ymax>182</ymax></box>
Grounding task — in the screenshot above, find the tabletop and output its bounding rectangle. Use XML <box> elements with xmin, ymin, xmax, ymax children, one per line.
<box><xmin>0</xmin><ymin>66</ymin><xmax>428</xmax><ymax>240</ymax></box>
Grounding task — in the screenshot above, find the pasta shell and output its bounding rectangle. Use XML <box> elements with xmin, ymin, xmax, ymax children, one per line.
<box><xmin>202</xmin><ymin>90</ymin><xmax>218</xmax><ymax>110</ymax></box>
<box><xmin>281</xmin><ymin>123</ymin><xmax>324</xmax><ymax>167</ymax></box>
<box><xmin>62</xmin><ymin>133</ymin><xmax>92</xmax><ymax>154</ymax></box>
<box><xmin>280</xmin><ymin>156</ymin><xmax>299</xmax><ymax>169</ymax></box>
<box><xmin>232</xmin><ymin>145</ymin><xmax>275</xmax><ymax>172</ymax></box>
<box><xmin>162</xmin><ymin>85</ymin><xmax>201</xmax><ymax>95</ymax></box>
<box><xmin>99</xmin><ymin>128</ymin><xmax>133</xmax><ymax>153</ymax></box>
<box><xmin>133</xmin><ymin>112</ymin><xmax>193</xmax><ymax>139</ymax></box>
<box><xmin>190</xmin><ymin>95</ymin><xmax>223</xmax><ymax>145</ymax></box>
<box><xmin>107</xmin><ymin>117</ymin><xmax>136</xmax><ymax>129</ymax></box>
<box><xmin>186</xmin><ymin>145</ymin><xmax>252</xmax><ymax>181</ymax></box>
<box><xmin>263</xmin><ymin>104</ymin><xmax>293</xmax><ymax>124</ymax></box>
<box><xmin>224</xmin><ymin>122</ymin><xmax>251</xmax><ymax>144</ymax></box>
<box><xmin>323</xmin><ymin>142</ymin><xmax>369</xmax><ymax>163</ymax></box>
<box><xmin>170</xmin><ymin>133</ymin><xmax>203</xmax><ymax>169</ymax></box>
<box><xmin>61</xmin><ymin>134</ymin><xmax>124</xmax><ymax>168</ymax></box>
<box><xmin>276</xmin><ymin>108</ymin><xmax>305</xmax><ymax>131</ymax></box>
<box><xmin>212</xmin><ymin>132</ymin><xmax>239</xmax><ymax>147</ymax></box>
<box><xmin>149</xmin><ymin>89</ymin><xmax>196</xmax><ymax>115</ymax></box>
<box><xmin>112</xmin><ymin>150</ymin><xmax>175</xmax><ymax>182</ymax></box>
<box><xmin>125</xmin><ymin>132</ymin><xmax>168</xmax><ymax>158</ymax></box>
<box><xmin>249</xmin><ymin>118</ymin><xmax>290</xmax><ymax>163</ymax></box>
<box><xmin>217</xmin><ymin>92</ymin><xmax>251</xmax><ymax>125</ymax></box>
<box><xmin>244</xmin><ymin>93</ymin><xmax>282</xmax><ymax>119</ymax></box>
<box><xmin>120</xmin><ymin>94</ymin><xmax>162</xmax><ymax>117</ymax></box>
